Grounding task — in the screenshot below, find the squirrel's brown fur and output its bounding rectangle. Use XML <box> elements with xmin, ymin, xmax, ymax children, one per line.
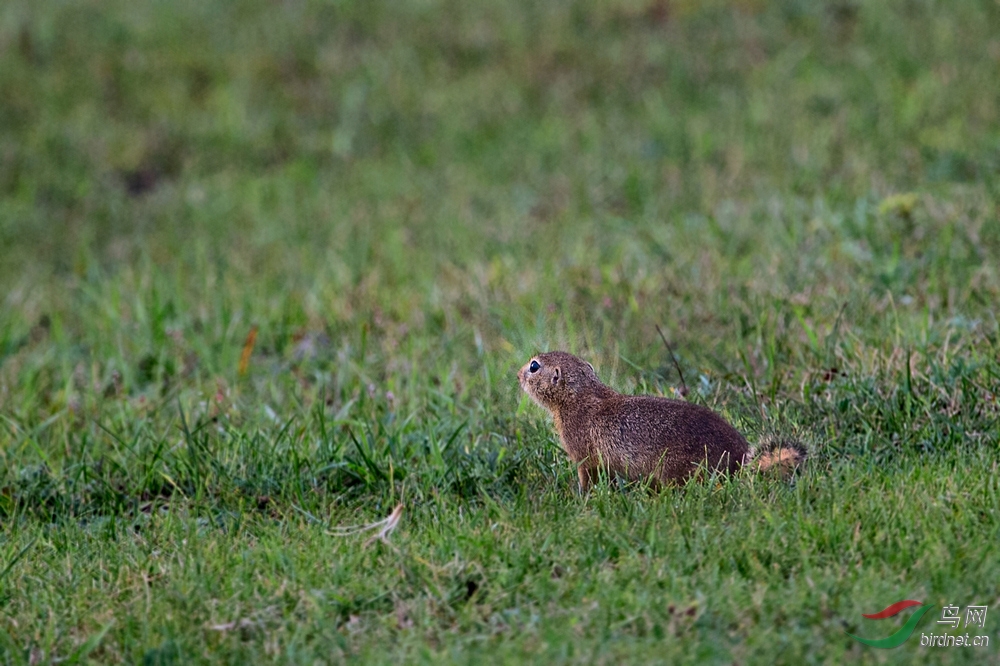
<box><xmin>518</xmin><ymin>351</ymin><xmax>806</xmax><ymax>491</ymax></box>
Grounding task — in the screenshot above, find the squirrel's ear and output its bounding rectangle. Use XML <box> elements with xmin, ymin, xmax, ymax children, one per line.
<box><xmin>551</xmin><ymin>366</ymin><xmax>561</xmax><ymax>385</ymax></box>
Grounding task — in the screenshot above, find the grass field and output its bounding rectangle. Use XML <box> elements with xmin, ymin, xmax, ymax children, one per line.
<box><xmin>2</xmin><ymin>0</ymin><xmax>999</xmax><ymax>663</ymax></box>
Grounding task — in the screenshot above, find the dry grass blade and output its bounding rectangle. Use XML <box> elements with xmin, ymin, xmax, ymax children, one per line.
<box><xmin>208</xmin><ymin>618</ymin><xmax>257</xmax><ymax>632</ymax></box>
<box><xmin>655</xmin><ymin>323</ymin><xmax>688</xmax><ymax>397</ymax></box>
<box><xmin>238</xmin><ymin>325</ymin><xmax>258</xmax><ymax>376</ymax></box>
<box><xmin>327</xmin><ymin>504</ymin><xmax>404</xmax><ymax>548</ymax></box>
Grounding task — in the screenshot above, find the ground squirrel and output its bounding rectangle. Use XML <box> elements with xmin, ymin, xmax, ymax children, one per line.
<box><xmin>518</xmin><ymin>351</ymin><xmax>805</xmax><ymax>491</ymax></box>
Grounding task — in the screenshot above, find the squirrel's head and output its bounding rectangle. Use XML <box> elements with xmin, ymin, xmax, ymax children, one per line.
<box><xmin>517</xmin><ymin>351</ymin><xmax>606</xmax><ymax>411</ymax></box>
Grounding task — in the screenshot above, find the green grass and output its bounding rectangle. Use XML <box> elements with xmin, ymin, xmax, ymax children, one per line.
<box><xmin>2</xmin><ymin>0</ymin><xmax>999</xmax><ymax>663</ymax></box>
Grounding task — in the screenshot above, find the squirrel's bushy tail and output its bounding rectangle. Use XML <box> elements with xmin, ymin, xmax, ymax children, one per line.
<box><xmin>747</xmin><ymin>436</ymin><xmax>807</xmax><ymax>479</ymax></box>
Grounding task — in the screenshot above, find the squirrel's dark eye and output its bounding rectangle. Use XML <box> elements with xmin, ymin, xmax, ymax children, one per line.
<box><xmin>529</xmin><ymin>360</ymin><xmax>540</xmax><ymax>373</ymax></box>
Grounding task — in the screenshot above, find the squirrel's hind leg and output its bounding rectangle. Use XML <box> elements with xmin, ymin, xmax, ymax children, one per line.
<box><xmin>577</xmin><ymin>465</ymin><xmax>597</xmax><ymax>493</ymax></box>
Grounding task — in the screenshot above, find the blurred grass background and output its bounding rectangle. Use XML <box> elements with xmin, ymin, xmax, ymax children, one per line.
<box><xmin>1</xmin><ymin>0</ymin><xmax>999</xmax><ymax>663</ymax></box>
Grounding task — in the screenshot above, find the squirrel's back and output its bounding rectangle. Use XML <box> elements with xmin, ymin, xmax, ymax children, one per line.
<box><xmin>564</xmin><ymin>392</ymin><xmax>749</xmax><ymax>485</ymax></box>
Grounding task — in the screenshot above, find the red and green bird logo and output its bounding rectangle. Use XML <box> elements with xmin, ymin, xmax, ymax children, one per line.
<box><xmin>847</xmin><ymin>600</ymin><xmax>935</xmax><ymax>648</ymax></box>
